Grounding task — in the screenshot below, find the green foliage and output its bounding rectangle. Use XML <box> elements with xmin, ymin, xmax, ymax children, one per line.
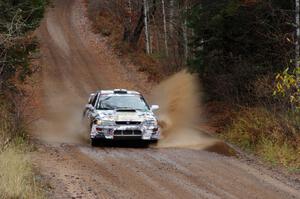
<box><xmin>0</xmin><ymin>0</ymin><xmax>47</xmax><ymax>91</ymax></box>
<box><xmin>187</xmin><ymin>0</ymin><xmax>295</xmax><ymax>100</ymax></box>
<box><xmin>191</xmin><ymin>0</ymin><xmax>300</xmax><ymax>170</ymax></box>
<box><xmin>0</xmin><ymin>0</ymin><xmax>47</xmax><ymax>34</ymax></box>
<box><xmin>274</xmin><ymin>67</ymin><xmax>300</xmax><ymax>111</ymax></box>
<box><xmin>258</xmin><ymin>138</ymin><xmax>299</xmax><ymax>169</ymax></box>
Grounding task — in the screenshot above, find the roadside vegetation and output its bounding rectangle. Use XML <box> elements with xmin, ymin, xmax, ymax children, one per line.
<box><xmin>87</xmin><ymin>0</ymin><xmax>299</xmax><ymax>170</ymax></box>
<box><xmin>222</xmin><ymin>107</ymin><xmax>299</xmax><ymax>169</ymax></box>
<box><xmin>189</xmin><ymin>0</ymin><xmax>300</xmax><ymax>170</ymax></box>
<box><xmin>0</xmin><ymin>0</ymin><xmax>47</xmax><ymax>198</ymax></box>
<box><xmin>0</xmin><ymin>98</ymin><xmax>46</xmax><ymax>199</ymax></box>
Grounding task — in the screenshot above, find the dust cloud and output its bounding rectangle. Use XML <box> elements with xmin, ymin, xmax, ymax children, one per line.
<box><xmin>33</xmin><ymin>68</ymin><xmax>233</xmax><ymax>155</ymax></box>
<box><xmin>33</xmin><ymin>88</ymin><xmax>89</xmax><ymax>144</ymax></box>
<box><xmin>151</xmin><ymin>70</ymin><xmax>229</xmax><ymax>151</ymax></box>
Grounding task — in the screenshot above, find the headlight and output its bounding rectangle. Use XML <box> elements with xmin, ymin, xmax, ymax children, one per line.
<box><xmin>94</xmin><ymin>120</ymin><xmax>115</xmax><ymax>126</ymax></box>
<box><xmin>143</xmin><ymin>120</ymin><xmax>158</xmax><ymax>126</ymax></box>
<box><xmin>95</xmin><ymin>120</ymin><xmax>102</xmax><ymax>125</ymax></box>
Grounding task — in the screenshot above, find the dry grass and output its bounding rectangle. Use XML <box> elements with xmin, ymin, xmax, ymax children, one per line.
<box><xmin>0</xmin><ymin>143</ymin><xmax>45</xmax><ymax>199</ymax></box>
<box><xmin>222</xmin><ymin>107</ymin><xmax>300</xmax><ymax>170</ymax></box>
<box><xmin>0</xmin><ymin>99</ymin><xmax>14</xmax><ymax>146</ymax></box>
<box><xmin>0</xmin><ymin>98</ymin><xmax>45</xmax><ymax>198</ymax></box>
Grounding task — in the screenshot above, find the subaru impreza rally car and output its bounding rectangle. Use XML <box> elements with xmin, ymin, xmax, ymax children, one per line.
<box><xmin>83</xmin><ymin>89</ymin><xmax>160</xmax><ymax>146</ymax></box>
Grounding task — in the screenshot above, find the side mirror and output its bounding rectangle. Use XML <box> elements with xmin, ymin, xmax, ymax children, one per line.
<box><xmin>88</xmin><ymin>93</ymin><xmax>96</xmax><ymax>104</ymax></box>
<box><xmin>150</xmin><ymin>105</ymin><xmax>159</xmax><ymax>111</ymax></box>
<box><xmin>86</xmin><ymin>104</ymin><xmax>94</xmax><ymax>111</ymax></box>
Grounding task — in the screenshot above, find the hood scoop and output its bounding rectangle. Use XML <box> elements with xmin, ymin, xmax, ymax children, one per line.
<box><xmin>116</xmin><ymin>109</ymin><xmax>136</xmax><ymax>112</ymax></box>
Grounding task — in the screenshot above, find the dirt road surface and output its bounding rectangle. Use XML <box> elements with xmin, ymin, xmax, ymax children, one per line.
<box><xmin>31</xmin><ymin>0</ymin><xmax>300</xmax><ymax>198</ymax></box>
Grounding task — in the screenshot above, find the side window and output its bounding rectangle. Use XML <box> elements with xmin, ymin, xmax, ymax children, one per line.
<box><xmin>91</xmin><ymin>93</ymin><xmax>98</xmax><ymax>107</ymax></box>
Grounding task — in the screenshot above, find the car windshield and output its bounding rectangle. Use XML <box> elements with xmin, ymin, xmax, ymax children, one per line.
<box><xmin>96</xmin><ymin>95</ymin><xmax>149</xmax><ymax>111</ymax></box>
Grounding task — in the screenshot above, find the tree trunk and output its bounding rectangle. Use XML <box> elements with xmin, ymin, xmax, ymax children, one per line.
<box><xmin>296</xmin><ymin>0</ymin><xmax>300</xmax><ymax>84</ymax></box>
<box><xmin>169</xmin><ymin>0</ymin><xmax>175</xmax><ymax>37</ymax></box>
<box><xmin>129</xmin><ymin>7</ymin><xmax>145</xmax><ymax>45</ymax></box>
<box><xmin>182</xmin><ymin>4</ymin><xmax>188</xmax><ymax>62</ymax></box>
<box><xmin>161</xmin><ymin>0</ymin><xmax>169</xmax><ymax>56</ymax></box>
<box><xmin>144</xmin><ymin>0</ymin><xmax>150</xmax><ymax>54</ymax></box>
<box><xmin>129</xmin><ymin>0</ymin><xmax>156</xmax><ymax>47</ymax></box>
<box><xmin>123</xmin><ymin>0</ymin><xmax>132</xmax><ymax>42</ymax></box>
<box><xmin>152</xmin><ymin>14</ymin><xmax>161</xmax><ymax>53</ymax></box>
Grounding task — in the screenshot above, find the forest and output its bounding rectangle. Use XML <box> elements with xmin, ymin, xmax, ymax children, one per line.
<box><xmin>0</xmin><ymin>0</ymin><xmax>299</xmax><ymax>197</ymax></box>
<box><xmin>87</xmin><ymin>0</ymin><xmax>300</xmax><ymax>169</ymax></box>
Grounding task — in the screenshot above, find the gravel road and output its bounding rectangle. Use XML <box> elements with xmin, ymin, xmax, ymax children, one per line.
<box><xmin>31</xmin><ymin>0</ymin><xmax>300</xmax><ymax>198</ymax></box>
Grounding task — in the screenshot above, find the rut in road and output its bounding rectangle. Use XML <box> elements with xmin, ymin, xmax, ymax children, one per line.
<box><xmin>31</xmin><ymin>0</ymin><xmax>300</xmax><ymax>198</ymax></box>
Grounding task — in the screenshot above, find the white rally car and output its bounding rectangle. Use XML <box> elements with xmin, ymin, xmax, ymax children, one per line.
<box><xmin>83</xmin><ymin>89</ymin><xmax>160</xmax><ymax>146</ymax></box>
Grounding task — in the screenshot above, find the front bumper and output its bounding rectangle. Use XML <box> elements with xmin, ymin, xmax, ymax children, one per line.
<box><xmin>90</xmin><ymin>124</ymin><xmax>160</xmax><ymax>141</ymax></box>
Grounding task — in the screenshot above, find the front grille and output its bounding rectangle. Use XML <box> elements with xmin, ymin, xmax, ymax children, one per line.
<box><xmin>133</xmin><ymin>130</ymin><xmax>142</xmax><ymax>135</ymax></box>
<box><xmin>123</xmin><ymin>130</ymin><xmax>132</xmax><ymax>135</ymax></box>
<box><xmin>115</xmin><ymin>121</ymin><xmax>141</xmax><ymax>125</ymax></box>
<box><xmin>114</xmin><ymin>130</ymin><xmax>122</xmax><ymax>135</ymax></box>
<box><xmin>114</xmin><ymin>130</ymin><xmax>142</xmax><ymax>136</ymax></box>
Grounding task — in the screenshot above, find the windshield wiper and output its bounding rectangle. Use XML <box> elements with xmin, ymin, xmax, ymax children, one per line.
<box><xmin>98</xmin><ymin>103</ymin><xmax>115</xmax><ymax>110</ymax></box>
<box><xmin>99</xmin><ymin>107</ymin><xmax>112</xmax><ymax>110</ymax></box>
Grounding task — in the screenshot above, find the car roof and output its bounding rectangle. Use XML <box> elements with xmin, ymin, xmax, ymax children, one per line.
<box><xmin>98</xmin><ymin>89</ymin><xmax>140</xmax><ymax>95</ymax></box>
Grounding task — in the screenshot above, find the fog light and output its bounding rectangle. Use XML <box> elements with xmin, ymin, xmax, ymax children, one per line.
<box><xmin>106</xmin><ymin>129</ymin><xmax>114</xmax><ymax>136</ymax></box>
<box><xmin>96</xmin><ymin>127</ymin><xmax>103</xmax><ymax>132</ymax></box>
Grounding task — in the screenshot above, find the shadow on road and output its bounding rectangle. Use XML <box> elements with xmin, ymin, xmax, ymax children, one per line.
<box><xmin>92</xmin><ymin>140</ymin><xmax>158</xmax><ymax>148</ymax></box>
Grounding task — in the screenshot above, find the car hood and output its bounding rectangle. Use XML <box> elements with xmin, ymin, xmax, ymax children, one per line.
<box><xmin>94</xmin><ymin>110</ymin><xmax>156</xmax><ymax>121</ymax></box>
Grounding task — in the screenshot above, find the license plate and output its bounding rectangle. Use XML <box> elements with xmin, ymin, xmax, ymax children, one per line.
<box><xmin>117</xmin><ymin>126</ymin><xmax>138</xmax><ymax>130</ymax></box>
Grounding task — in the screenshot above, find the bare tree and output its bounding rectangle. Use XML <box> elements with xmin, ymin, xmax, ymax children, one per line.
<box><xmin>144</xmin><ymin>0</ymin><xmax>150</xmax><ymax>54</ymax></box>
<box><xmin>120</xmin><ymin>0</ymin><xmax>191</xmax><ymax>64</ymax></box>
<box><xmin>296</xmin><ymin>0</ymin><xmax>300</xmax><ymax>84</ymax></box>
<box><xmin>182</xmin><ymin>4</ymin><xmax>188</xmax><ymax>62</ymax></box>
<box><xmin>122</xmin><ymin>0</ymin><xmax>157</xmax><ymax>48</ymax></box>
<box><xmin>161</xmin><ymin>0</ymin><xmax>169</xmax><ymax>56</ymax></box>
<box><xmin>123</xmin><ymin>0</ymin><xmax>132</xmax><ymax>42</ymax></box>
<box><xmin>169</xmin><ymin>0</ymin><xmax>175</xmax><ymax>35</ymax></box>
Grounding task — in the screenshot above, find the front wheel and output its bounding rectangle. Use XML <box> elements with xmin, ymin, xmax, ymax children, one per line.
<box><xmin>149</xmin><ymin>140</ymin><xmax>158</xmax><ymax>145</ymax></box>
<box><xmin>91</xmin><ymin>139</ymin><xmax>98</xmax><ymax>147</ymax></box>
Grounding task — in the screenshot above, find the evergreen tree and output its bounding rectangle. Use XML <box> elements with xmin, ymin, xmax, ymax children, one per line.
<box><xmin>188</xmin><ymin>0</ymin><xmax>295</xmax><ymax>100</ymax></box>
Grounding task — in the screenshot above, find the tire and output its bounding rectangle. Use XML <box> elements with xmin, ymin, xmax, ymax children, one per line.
<box><xmin>149</xmin><ymin>140</ymin><xmax>158</xmax><ymax>145</ymax></box>
<box><xmin>91</xmin><ymin>139</ymin><xmax>98</xmax><ymax>147</ymax></box>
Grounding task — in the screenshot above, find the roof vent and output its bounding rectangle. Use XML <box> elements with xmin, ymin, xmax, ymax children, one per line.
<box><xmin>113</xmin><ymin>89</ymin><xmax>128</xmax><ymax>94</ymax></box>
